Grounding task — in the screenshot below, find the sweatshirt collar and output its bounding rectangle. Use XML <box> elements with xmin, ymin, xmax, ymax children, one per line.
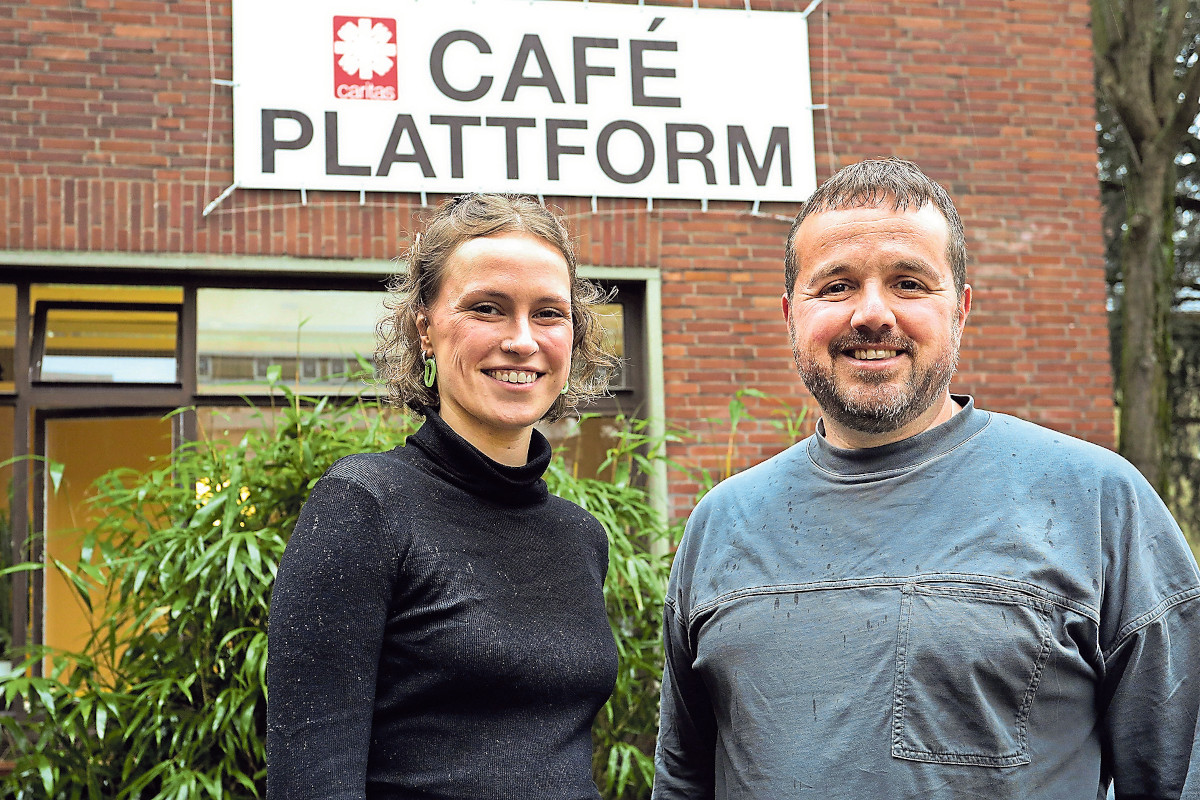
<box><xmin>807</xmin><ymin>395</ymin><xmax>988</xmax><ymax>478</ymax></box>
<box><xmin>407</xmin><ymin>406</ymin><xmax>551</xmax><ymax>506</ymax></box>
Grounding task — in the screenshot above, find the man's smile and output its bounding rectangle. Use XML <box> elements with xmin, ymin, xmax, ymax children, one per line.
<box><xmin>850</xmin><ymin>348</ymin><xmax>902</xmax><ymax>361</ymax></box>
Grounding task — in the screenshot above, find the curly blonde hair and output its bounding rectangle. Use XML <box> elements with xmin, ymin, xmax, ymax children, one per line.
<box><xmin>375</xmin><ymin>193</ymin><xmax>618</xmax><ymax>421</ymax></box>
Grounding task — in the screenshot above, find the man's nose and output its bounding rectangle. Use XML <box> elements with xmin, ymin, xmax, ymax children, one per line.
<box><xmin>850</xmin><ymin>283</ymin><xmax>896</xmax><ymax>332</ymax></box>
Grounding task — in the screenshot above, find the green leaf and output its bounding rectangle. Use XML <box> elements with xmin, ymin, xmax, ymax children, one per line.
<box><xmin>94</xmin><ymin>702</ymin><xmax>108</xmax><ymax>739</ymax></box>
<box><xmin>39</xmin><ymin>461</ymin><xmax>67</xmax><ymax>498</ymax></box>
<box><xmin>0</xmin><ymin>562</ymin><xmax>44</xmax><ymax>576</ymax></box>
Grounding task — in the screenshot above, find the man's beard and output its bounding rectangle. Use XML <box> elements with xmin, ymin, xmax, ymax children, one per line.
<box><xmin>791</xmin><ymin>327</ymin><xmax>960</xmax><ymax>437</ymax></box>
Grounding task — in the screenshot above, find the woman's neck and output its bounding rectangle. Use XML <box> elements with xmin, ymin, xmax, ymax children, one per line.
<box><xmin>436</xmin><ymin>406</ymin><xmax>533</xmax><ymax>467</ymax></box>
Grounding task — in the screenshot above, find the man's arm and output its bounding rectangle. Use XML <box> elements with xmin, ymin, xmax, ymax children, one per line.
<box><xmin>1101</xmin><ymin>596</ymin><xmax>1200</xmax><ymax>798</ymax></box>
<box><xmin>652</xmin><ymin>597</ymin><xmax>718</xmax><ymax>800</ymax></box>
<box><xmin>1182</xmin><ymin>709</ymin><xmax>1200</xmax><ymax>799</ymax></box>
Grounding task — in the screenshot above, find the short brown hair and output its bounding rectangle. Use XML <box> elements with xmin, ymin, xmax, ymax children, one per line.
<box><xmin>375</xmin><ymin>193</ymin><xmax>617</xmax><ymax>421</ymax></box>
<box><xmin>784</xmin><ymin>158</ymin><xmax>967</xmax><ymax>298</ymax></box>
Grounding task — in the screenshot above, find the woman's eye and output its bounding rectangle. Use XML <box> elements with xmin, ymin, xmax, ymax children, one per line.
<box><xmin>536</xmin><ymin>308</ymin><xmax>569</xmax><ymax>320</ymax></box>
<box><xmin>471</xmin><ymin>303</ymin><xmax>502</xmax><ymax>315</ymax></box>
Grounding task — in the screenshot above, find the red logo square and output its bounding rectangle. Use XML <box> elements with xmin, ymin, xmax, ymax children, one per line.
<box><xmin>333</xmin><ymin>16</ymin><xmax>398</xmax><ymax>101</ymax></box>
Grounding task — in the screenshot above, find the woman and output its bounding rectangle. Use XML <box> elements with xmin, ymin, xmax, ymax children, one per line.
<box><xmin>266</xmin><ymin>194</ymin><xmax>620</xmax><ymax>799</ymax></box>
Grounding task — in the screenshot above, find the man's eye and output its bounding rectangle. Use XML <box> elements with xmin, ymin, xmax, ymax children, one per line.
<box><xmin>821</xmin><ymin>282</ymin><xmax>851</xmax><ymax>295</ymax></box>
<box><xmin>896</xmin><ymin>280</ymin><xmax>925</xmax><ymax>291</ymax></box>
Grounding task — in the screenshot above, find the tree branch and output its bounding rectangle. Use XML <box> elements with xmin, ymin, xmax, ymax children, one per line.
<box><xmin>1168</xmin><ymin>56</ymin><xmax>1200</xmax><ymax>142</ymax></box>
<box><xmin>1160</xmin><ymin>0</ymin><xmax>1190</xmax><ymax>78</ymax></box>
<box><xmin>1106</xmin><ymin>0</ymin><xmax>1163</xmax><ymax>148</ymax></box>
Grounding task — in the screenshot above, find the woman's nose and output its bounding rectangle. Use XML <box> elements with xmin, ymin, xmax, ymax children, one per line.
<box><xmin>503</xmin><ymin>320</ymin><xmax>539</xmax><ymax>356</ymax></box>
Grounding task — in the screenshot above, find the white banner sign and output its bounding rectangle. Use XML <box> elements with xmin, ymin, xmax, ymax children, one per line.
<box><xmin>232</xmin><ymin>0</ymin><xmax>816</xmax><ymax>202</ymax></box>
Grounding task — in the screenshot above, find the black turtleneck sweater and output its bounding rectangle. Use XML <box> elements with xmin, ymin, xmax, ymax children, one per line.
<box><xmin>265</xmin><ymin>409</ymin><xmax>618</xmax><ymax>800</ymax></box>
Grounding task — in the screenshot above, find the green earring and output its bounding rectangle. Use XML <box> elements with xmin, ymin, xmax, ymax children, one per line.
<box><xmin>560</xmin><ymin>380</ymin><xmax>569</xmax><ymax>396</ymax></box>
<box><xmin>422</xmin><ymin>354</ymin><xmax>437</xmax><ymax>388</ymax></box>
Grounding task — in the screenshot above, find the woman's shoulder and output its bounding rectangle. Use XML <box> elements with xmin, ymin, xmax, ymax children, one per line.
<box><xmin>543</xmin><ymin>494</ymin><xmax>610</xmax><ymax>547</ymax></box>
<box><xmin>315</xmin><ymin>446</ymin><xmax>430</xmax><ymax>504</ymax></box>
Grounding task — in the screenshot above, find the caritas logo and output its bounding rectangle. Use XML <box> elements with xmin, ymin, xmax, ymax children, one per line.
<box><xmin>332</xmin><ymin>16</ymin><xmax>398</xmax><ymax>101</ymax></box>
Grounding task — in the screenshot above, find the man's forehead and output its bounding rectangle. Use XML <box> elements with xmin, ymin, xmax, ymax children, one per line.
<box><xmin>797</xmin><ymin>202</ymin><xmax>950</xmax><ymax>242</ymax></box>
<box><xmin>804</xmin><ymin>198</ymin><xmax>945</xmax><ymax>224</ymax></box>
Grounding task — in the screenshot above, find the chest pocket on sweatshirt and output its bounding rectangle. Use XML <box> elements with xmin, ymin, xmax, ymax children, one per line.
<box><xmin>892</xmin><ymin>583</ymin><xmax>1054</xmax><ymax>768</ymax></box>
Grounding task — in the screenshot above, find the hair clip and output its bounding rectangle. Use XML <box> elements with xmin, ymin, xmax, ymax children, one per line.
<box><xmin>446</xmin><ymin>193</ymin><xmax>476</xmax><ymax>211</ymax></box>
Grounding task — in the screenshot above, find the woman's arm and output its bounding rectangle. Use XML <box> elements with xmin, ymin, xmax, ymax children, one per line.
<box><xmin>266</xmin><ymin>473</ymin><xmax>399</xmax><ymax>800</ymax></box>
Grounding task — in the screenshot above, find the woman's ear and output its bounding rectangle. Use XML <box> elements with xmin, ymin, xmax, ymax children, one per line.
<box><xmin>415</xmin><ymin>309</ymin><xmax>432</xmax><ymax>354</ymax></box>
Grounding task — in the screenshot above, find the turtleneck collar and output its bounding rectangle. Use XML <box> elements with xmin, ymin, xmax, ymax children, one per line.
<box><xmin>807</xmin><ymin>395</ymin><xmax>990</xmax><ymax>479</ymax></box>
<box><xmin>406</xmin><ymin>406</ymin><xmax>551</xmax><ymax>507</ymax></box>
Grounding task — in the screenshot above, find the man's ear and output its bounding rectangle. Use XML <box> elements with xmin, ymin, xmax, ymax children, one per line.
<box><xmin>958</xmin><ymin>284</ymin><xmax>972</xmax><ymax>328</ymax></box>
<box><xmin>781</xmin><ymin>292</ymin><xmax>792</xmax><ymax>326</ymax></box>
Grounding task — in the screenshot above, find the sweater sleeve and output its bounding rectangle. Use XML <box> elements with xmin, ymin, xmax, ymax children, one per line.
<box><xmin>652</xmin><ymin>596</ymin><xmax>718</xmax><ymax>800</ymax></box>
<box><xmin>1101</xmin><ymin>598</ymin><xmax>1200</xmax><ymax>798</ymax></box>
<box><xmin>266</xmin><ymin>472</ymin><xmax>400</xmax><ymax>800</ymax></box>
<box><xmin>1096</xmin><ymin>471</ymin><xmax>1200</xmax><ymax>799</ymax></box>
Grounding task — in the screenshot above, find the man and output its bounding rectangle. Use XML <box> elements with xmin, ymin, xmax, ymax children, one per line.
<box><xmin>653</xmin><ymin>158</ymin><xmax>1200</xmax><ymax>799</ymax></box>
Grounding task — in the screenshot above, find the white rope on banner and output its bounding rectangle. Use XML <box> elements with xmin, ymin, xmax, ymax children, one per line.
<box><xmin>591</xmin><ymin>196</ymin><xmax>598</xmax><ymax>213</ymax></box>
<box><xmin>203</xmin><ymin>0</ymin><xmax>216</xmax><ymax>195</ymax></box>
<box><xmin>360</xmin><ymin>190</ymin><xmax>366</xmax><ymax>206</ymax></box>
<box><xmin>199</xmin><ymin>197</ymin><xmax>795</xmax><ymax>227</ymax></box>
<box><xmin>557</xmin><ymin>205</ymin><xmax>793</xmax><ymax>226</ymax></box>
<box><xmin>821</xmin><ymin>1</ymin><xmax>835</xmax><ymax>170</ymax></box>
<box><xmin>801</xmin><ymin>0</ymin><xmax>824</xmax><ymax>19</ymax></box>
<box><xmin>420</xmin><ymin>190</ymin><xmax>428</xmax><ymax>207</ymax></box>
<box><xmin>202</xmin><ymin>183</ymin><xmax>238</xmax><ymax>217</ymax></box>
<box><xmin>301</xmin><ymin>188</ymin><xmax>308</xmax><ymax>206</ymax></box>
<box><xmin>202</xmin><ymin>0</ymin><xmax>240</xmax><ymax>218</ymax></box>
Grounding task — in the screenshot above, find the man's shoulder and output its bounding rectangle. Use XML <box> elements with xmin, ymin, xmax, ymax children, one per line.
<box><xmin>979</xmin><ymin>408</ymin><xmax>1132</xmax><ymax>475</ymax></box>
<box><xmin>693</xmin><ymin>439</ymin><xmax>812</xmax><ymax>510</ymax></box>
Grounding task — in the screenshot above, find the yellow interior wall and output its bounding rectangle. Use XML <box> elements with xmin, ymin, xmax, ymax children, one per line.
<box><xmin>43</xmin><ymin>416</ymin><xmax>172</xmax><ymax>656</ymax></box>
<box><xmin>0</xmin><ymin>407</ymin><xmax>13</xmax><ymax>515</ymax></box>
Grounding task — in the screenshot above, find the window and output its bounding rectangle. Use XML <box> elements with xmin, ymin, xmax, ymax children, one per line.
<box><xmin>540</xmin><ymin>278</ymin><xmax>654</xmax><ymax>479</ymax></box>
<box><xmin>33</xmin><ymin>303</ymin><xmax>180</xmax><ymax>384</ymax></box>
<box><xmin>196</xmin><ymin>288</ymin><xmax>383</xmax><ymax>394</ymax></box>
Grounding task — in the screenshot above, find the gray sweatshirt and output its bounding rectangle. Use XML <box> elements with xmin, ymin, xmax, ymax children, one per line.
<box><xmin>654</xmin><ymin>397</ymin><xmax>1200</xmax><ymax>799</ymax></box>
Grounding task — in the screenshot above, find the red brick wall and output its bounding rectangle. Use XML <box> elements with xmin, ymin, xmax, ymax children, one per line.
<box><xmin>0</xmin><ymin>0</ymin><xmax>1113</xmax><ymax>518</ymax></box>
